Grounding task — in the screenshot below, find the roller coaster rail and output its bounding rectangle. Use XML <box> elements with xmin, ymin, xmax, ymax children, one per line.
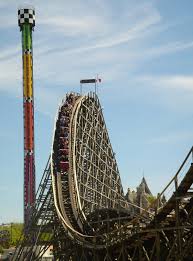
<box><xmin>12</xmin><ymin>93</ymin><xmax>193</xmax><ymax>260</ymax></box>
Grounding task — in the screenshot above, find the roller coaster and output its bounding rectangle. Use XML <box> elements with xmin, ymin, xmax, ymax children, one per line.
<box><xmin>12</xmin><ymin>92</ymin><xmax>193</xmax><ymax>260</ymax></box>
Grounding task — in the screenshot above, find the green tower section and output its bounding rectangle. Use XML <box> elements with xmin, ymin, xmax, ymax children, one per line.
<box><xmin>22</xmin><ymin>24</ymin><xmax>32</xmax><ymax>50</ymax></box>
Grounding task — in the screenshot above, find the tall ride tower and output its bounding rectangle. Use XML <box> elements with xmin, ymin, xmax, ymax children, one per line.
<box><xmin>18</xmin><ymin>6</ymin><xmax>36</xmax><ymax>227</ymax></box>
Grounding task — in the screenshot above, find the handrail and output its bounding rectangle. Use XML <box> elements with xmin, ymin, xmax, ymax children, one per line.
<box><xmin>157</xmin><ymin>146</ymin><xmax>193</xmax><ymax>200</ymax></box>
<box><xmin>104</xmin><ymin>146</ymin><xmax>193</xmax><ymax>239</ymax></box>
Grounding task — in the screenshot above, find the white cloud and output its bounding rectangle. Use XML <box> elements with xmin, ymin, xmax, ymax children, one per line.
<box><xmin>0</xmin><ymin>55</ymin><xmax>21</xmax><ymax>95</ymax></box>
<box><xmin>140</xmin><ymin>75</ymin><xmax>193</xmax><ymax>92</ymax></box>
<box><xmin>131</xmin><ymin>74</ymin><xmax>193</xmax><ymax>114</ymax></box>
<box><xmin>0</xmin><ymin>45</ymin><xmax>20</xmax><ymax>61</ymax></box>
<box><xmin>162</xmin><ymin>76</ymin><xmax>193</xmax><ymax>91</ymax></box>
<box><xmin>36</xmin><ymin>2</ymin><xmax>161</xmax><ymax>56</ymax></box>
<box><xmin>69</xmin><ymin>13</ymin><xmax>160</xmax><ymax>52</ymax></box>
<box><xmin>38</xmin><ymin>16</ymin><xmax>102</xmax><ymax>36</ymax></box>
<box><xmin>0</xmin><ymin>1</ymin><xmax>193</xmax><ymax>117</ymax></box>
<box><xmin>143</xmin><ymin>41</ymin><xmax>193</xmax><ymax>58</ymax></box>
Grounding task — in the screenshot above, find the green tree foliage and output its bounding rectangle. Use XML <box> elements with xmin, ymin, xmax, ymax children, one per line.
<box><xmin>147</xmin><ymin>195</ymin><xmax>156</xmax><ymax>205</ymax></box>
<box><xmin>0</xmin><ymin>223</ymin><xmax>23</xmax><ymax>248</ymax></box>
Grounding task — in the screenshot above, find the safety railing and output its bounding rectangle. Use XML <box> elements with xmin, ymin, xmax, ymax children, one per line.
<box><xmin>153</xmin><ymin>146</ymin><xmax>193</xmax><ymax>213</ymax></box>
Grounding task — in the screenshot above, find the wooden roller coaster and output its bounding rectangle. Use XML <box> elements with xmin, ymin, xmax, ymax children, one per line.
<box><xmin>12</xmin><ymin>93</ymin><xmax>193</xmax><ymax>260</ymax></box>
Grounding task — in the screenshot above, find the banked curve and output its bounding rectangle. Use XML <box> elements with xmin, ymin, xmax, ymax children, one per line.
<box><xmin>51</xmin><ymin>92</ymin><xmax>128</xmax><ymax>247</ymax></box>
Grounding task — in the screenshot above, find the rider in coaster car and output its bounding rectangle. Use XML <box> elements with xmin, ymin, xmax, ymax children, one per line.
<box><xmin>60</xmin><ymin>154</ymin><xmax>68</xmax><ymax>161</ymax></box>
<box><xmin>59</xmin><ymin>138</ymin><xmax>69</xmax><ymax>149</ymax></box>
<box><xmin>63</xmin><ymin>132</ymin><xmax>68</xmax><ymax>138</ymax></box>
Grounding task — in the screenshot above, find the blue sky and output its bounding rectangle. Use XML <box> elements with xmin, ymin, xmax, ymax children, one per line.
<box><xmin>0</xmin><ymin>0</ymin><xmax>193</xmax><ymax>223</ymax></box>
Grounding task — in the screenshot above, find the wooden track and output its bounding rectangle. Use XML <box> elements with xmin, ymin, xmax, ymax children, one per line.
<box><xmin>12</xmin><ymin>93</ymin><xmax>193</xmax><ymax>260</ymax></box>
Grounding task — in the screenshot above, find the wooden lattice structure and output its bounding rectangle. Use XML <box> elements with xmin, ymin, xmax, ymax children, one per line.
<box><xmin>12</xmin><ymin>93</ymin><xmax>193</xmax><ymax>260</ymax></box>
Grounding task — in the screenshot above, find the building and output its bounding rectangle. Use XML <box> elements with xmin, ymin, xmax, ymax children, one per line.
<box><xmin>125</xmin><ymin>177</ymin><xmax>153</xmax><ymax>215</ymax></box>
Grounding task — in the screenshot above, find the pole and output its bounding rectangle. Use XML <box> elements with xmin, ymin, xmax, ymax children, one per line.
<box><xmin>10</xmin><ymin>223</ymin><xmax>12</xmax><ymax>245</ymax></box>
<box><xmin>18</xmin><ymin>6</ymin><xmax>36</xmax><ymax>228</ymax></box>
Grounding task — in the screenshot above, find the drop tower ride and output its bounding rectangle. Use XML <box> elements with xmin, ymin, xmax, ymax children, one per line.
<box><xmin>18</xmin><ymin>6</ymin><xmax>36</xmax><ymax>227</ymax></box>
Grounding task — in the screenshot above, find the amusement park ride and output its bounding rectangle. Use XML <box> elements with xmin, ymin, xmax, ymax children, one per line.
<box><xmin>18</xmin><ymin>5</ymin><xmax>36</xmax><ymax>228</ymax></box>
<box><xmin>13</xmin><ymin>6</ymin><xmax>193</xmax><ymax>261</ymax></box>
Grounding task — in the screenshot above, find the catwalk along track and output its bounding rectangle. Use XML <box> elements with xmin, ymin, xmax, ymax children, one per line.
<box><xmin>13</xmin><ymin>93</ymin><xmax>193</xmax><ymax>260</ymax></box>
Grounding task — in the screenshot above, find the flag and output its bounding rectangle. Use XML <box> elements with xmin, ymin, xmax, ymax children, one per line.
<box><xmin>96</xmin><ymin>75</ymin><xmax>101</xmax><ymax>83</ymax></box>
